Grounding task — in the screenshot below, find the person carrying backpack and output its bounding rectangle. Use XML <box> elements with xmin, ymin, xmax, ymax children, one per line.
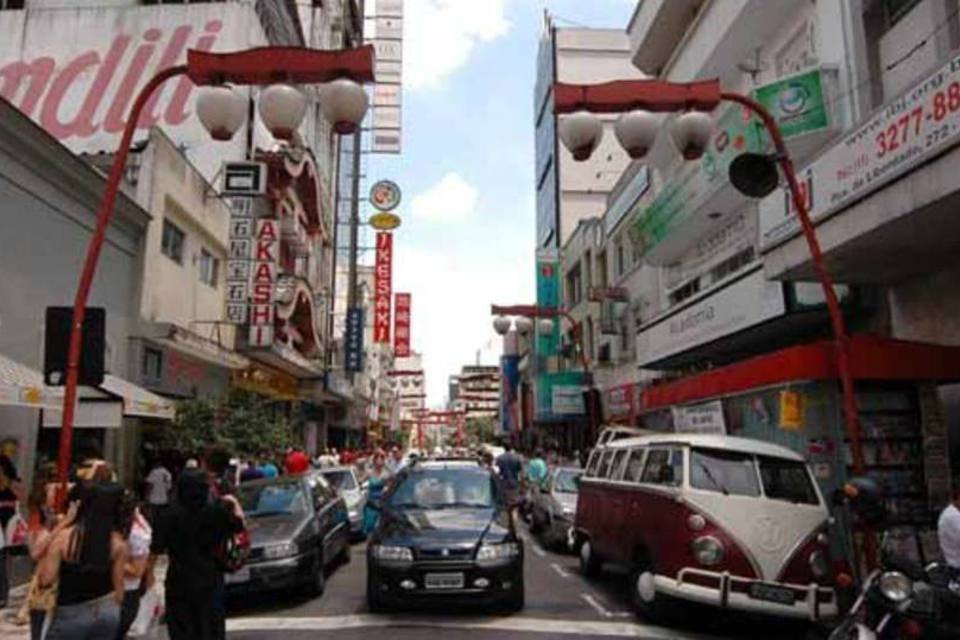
<box><xmin>147</xmin><ymin>468</ymin><xmax>244</xmax><ymax>640</ymax></box>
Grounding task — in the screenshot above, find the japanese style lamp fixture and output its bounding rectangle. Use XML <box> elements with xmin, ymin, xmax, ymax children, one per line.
<box><xmin>560</xmin><ymin>107</ymin><xmax>713</xmax><ymax>162</ymax></box>
<box><xmin>258</xmin><ymin>83</ymin><xmax>308</xmax><ymax>140</ymax></box>
<box><xmin>196</xmin><ymin>85</ymin><xmax>247</xmax><ymax>141</ymax></box>
<box><xmin>492</xmin><ymin>316</ymin><xmax>512</xmax><ymax>336</ymax></box>
<box><xmin>318</xmin><ymin>78</ymin><xmax>369</xmax><ymax>134</ymax></box>
<box><xmin>558</xmin><ymin>110</ymin><xmax>604</xmax><ymax>161</ymax></box>
<box><xmin>514</xmin><ymin>316</ymin><xmax>534</xmax><ymax>336</ymax></box>
<box><xmin>613</xmin><ymin>110</ymin><xmax>659</xmax><ymax>159</ymax></box>
<box><xmin>537</xmin><ymin>318</ymin><xmax>555</xmax><ymax>335</ymax></box>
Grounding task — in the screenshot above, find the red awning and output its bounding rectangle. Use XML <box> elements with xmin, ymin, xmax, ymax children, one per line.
<box><xmin>640</xmin><ymin>334</ymin><xmax>960</xmax><ymax>411</ymax></box>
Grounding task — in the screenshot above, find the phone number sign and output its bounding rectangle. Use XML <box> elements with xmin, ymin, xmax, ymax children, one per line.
<box><xmin>760</xmin><ymin>52</ymin><xmax>960</xmax><ymax>251</ymax></box>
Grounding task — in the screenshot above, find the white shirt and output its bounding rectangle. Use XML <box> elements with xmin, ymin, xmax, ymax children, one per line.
<box><xmin>145</xmin><ymin>466</ymin><xmax>172</xmax><ymax>505</ymax></box>
<box><xmin>124</xmin><ymin>515</ymin><xmax>152</xmax><ymax>591</ymax></box>
<box><xmin>938</xmin><ymin>503</ymin><xmax>960</xmax><ymax>568</ymax></box>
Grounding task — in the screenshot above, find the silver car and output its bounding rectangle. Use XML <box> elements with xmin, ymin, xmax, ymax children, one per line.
<box><xmin>529</xmin><ymin>467</ymin><xmax>581</xmax><ymax>552</ymax></box>
<box><xmin>318</xmin><ymin>465</ymin><xmax>366</xmax><ymax>539</ymax></box>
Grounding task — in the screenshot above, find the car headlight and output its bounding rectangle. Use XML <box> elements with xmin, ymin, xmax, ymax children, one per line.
<box><xmin>692</xmin><ymin>536</ymin><xmax>725</xmax><ymax>567</ymax></box>
<box><xmin>879</xmin><ymin>571</ymin><xmax>912</xmax><ymax>603</ymax></box>
<box><xmin>263</xmin><ymin>542</ymin><xmax>299</xmax><ymax>560</ymax></box>
<box><xmin>371</xmin><ymin>545</ymin><xmax>413</xmax><ymax>564</ymax></box>
<box><xmin>348</xmin><ymin>509</ymin><xmax>359</xmax><ymax>520</ymax></box>
<box><xmin>809</xmin><ymin>550</ymin><xmax>829</xmax><ymax>578</ymax></box>
<box><xmin>560</xmin><ymin>505</ymin><xmax>575</xmax><ymax>517</ymax></box>
<box><xmin>476</xmin><ymin>542</ymin><xmax>520</xmax><ymax>566</ymax></box>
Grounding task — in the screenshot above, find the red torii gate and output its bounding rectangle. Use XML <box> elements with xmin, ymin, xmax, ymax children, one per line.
<box><xmin>402</xmin><ymin>409</ymin><xmax>466</xmax><ymax>449</ymax></box>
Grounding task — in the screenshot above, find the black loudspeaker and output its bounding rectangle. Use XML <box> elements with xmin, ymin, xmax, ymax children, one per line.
<box><xmin>44</xmin><ymin>307</ymin><xmax>105</xmax><ymax>387</ymax></box>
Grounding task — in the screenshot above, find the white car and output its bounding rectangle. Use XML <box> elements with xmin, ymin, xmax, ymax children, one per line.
<box><xmin>318</xmin><ymin>466</ymin><xmax>366</xmax><ymax>539</ymax></box>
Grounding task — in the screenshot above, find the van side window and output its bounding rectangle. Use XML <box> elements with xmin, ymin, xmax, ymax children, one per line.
<box><xmin>608</xmin><ymin>449</ymin><xmax>629</xmax><ymax>480</ymax></box>
<box><xmin>585</xmin><ymin>450</ymin><xmax>602</xmax><ymax>477</ymax></box>
<box><xmin>596</xmin><ymin>449</ymin><xmax>615</xmax><ymax>478</ymax></box>
<box><xmin>641</xmin><ymin>448</ymin><xmax>683</xmax><ymax>486</ymax></box>
<box><xmin>624</xmin><ymin>448</ymin><xmax>646</xmax><ymax>483</ymax></box>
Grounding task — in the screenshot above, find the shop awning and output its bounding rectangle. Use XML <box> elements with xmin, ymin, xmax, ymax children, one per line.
<box><xmin>43</xmin><ymin>374</ymin><xmax>176</xmax><ymax>427</ymax></box>
<box><xmin>100</xmin><ymin>375</ymin><xmax>176</xmax><ymax>420</ymax></box>
<box><xmin>641</xmin><ymin>334</ymin><xmax>960</xmax><ymax>410</ymax></box>
<box><xmin>0</xmin><ymin>353</ymin><xmax>63</xmax><ymax>410</ymax></box>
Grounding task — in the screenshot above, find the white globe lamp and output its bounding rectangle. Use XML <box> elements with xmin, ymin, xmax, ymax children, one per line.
<box><xmin>558</xmin><ymin>111</ymin><xmax>603</xmax><ymax>161</ymax></box>
<box><xmin>492</xmin><ymin>316</ymin><xmax>512</xmax><ymax>336</ymax></box>
<box><xmin>319</xmin><ymin>78</ymin><xmax>369</xmax><ymax>135</ymax></box>
<box><xmin>614</xmin><ymin>110</ymin><xmax>659</xmax><ymax>159</ymax></box>
<box><xmin>670</xmin><ymin>111</ymin><xmax>714</xmax><ymax>161</ymax></box>
<box><xmin>538</xmin><ymin>318</ymin><xmax>555</xmax><ymax>335</ymax></box>
<box><xmin>514</xmin><ymin>316</ymin><xmax>534</xmax><ymax>336</ymax></box>
<box><xmin>196</xmin><ymin>85</ymin><xmax>247</xmax><ymax>142</ymax></box>
<box><xmin>258</xmin><ymin>84</ymin><xmax>308</xmax><ymax>141</ymax></box>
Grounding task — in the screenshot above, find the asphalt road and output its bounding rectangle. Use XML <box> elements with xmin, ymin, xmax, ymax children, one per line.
<box><xmin>223</xmin><ymin>521</ymin><xmax>823</xmax><ymax>640</ymax></box>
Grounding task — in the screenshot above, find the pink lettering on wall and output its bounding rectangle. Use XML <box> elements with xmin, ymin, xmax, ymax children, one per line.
<box><xmin>0</xmin><ymin>20</ymin><xmax>223</xmax><ymax>142</ymax></box>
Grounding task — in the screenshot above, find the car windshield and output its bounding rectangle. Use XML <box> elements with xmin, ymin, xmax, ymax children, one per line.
<box><xmin>323</xmin><ymin>470</ymin><xmax>358</xmax><ymax>491</ymax></box>
<box><xmin>387</xmin><ymin>469</ymin><xmax>496</xmax><ymax>509</ymax></box>
<box><xmin>758</xmin><ymin>456</ymin><xmax>820</xmax><ymax>505</ymax></box>
<box><xmin>690</xmin><ymin>448</ymin><xmax>761</xmax><ymax>497</ymax></box>
<box><xmin>554</xmin><ymin>470</ymin><xmax>581</xmax><ymax>493</ymax></box>
<box><xmin>238</xmin><ymin>481</ymin><xmax>308</xmax><ymax>517</ymax></box>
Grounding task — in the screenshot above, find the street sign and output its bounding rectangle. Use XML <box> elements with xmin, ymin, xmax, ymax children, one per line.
<box><xmin>222</xmin><ymin>162</ymin><xmax>267</xmax><ymax>196</ymax></box>
<box><xmin>345</xmin><ymin>307</ymin><xmax>365</xmax><ymax>372</ymax></box>
<box><xmin>369</xmin><ymin>180</ymin><xmax>401</xmax><ymax>211</ymax></box>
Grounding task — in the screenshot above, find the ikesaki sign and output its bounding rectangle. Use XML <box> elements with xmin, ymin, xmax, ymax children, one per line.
<box><xmin>374</xmin><ymin>232</ymin><xmax>393</xmax><ymax>343</ymax></box>
<box><xmin>248</xmin><ymin>219</ymin><xmax>278</xmax><ymax>348</ymax></box>
<box><xmin>760</xmin><ymin>51</ymin><xmax>960</xmax><ymax>251</ymax></box>
<box><xmin>394</xmin><ymin>292</ymin><xmax>411</xmax><ymax>357</ymax></box>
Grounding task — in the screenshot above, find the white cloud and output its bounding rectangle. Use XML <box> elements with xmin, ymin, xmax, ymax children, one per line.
<box><xmin>410</xmin><ymin>172</ymin><xmax>479</xmax><ymax>222</ymax></box>
<box><xmin>403</xmin><ymin>0</ymin><xmax>511</xmax><ymax>91</ymax></box>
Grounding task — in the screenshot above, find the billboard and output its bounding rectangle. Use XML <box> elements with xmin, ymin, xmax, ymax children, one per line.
<box><xmin>373</xmin><ymin>232</ymin><xmax>393</xmax><ymax>343</ymax></box>
<box><xmin>393</xmin><ymin>292</ymin><xmax>411</xmax><ymax>357</ymax></box>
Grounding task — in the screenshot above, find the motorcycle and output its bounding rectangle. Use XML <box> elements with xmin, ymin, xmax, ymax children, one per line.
<box><xmin>828</xmin><ymin>479</ymin><xmax>960</xmax><ymax>639</ymax></box>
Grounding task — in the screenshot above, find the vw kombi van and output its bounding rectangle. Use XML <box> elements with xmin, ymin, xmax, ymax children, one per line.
<box><xmin>576</xmin><ymin>433</ymin><xmax>837</xmax><ymax>621</ymax></box>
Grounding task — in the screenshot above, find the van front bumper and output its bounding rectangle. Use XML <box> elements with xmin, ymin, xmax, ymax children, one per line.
<box><xmin>654</xmin><ymin>568</ymin><xmax>837</xmax><ymax>621</ymax></box>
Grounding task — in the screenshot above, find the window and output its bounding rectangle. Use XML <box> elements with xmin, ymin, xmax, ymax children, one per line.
<box><xmin>565</xmin><ymin>264</ymin><xmax>582</xmax><ymax>306</ymax></box>
<box><xmin>690</xmin><ymin>448</ymin><xmax>761</xmax><ymax>497</ymax></box>
<box><xmin>758</xmin><ymin>457</ymin><xmax>819</xmax><ymax>505</ymax></box>
<box><xmin>607</xmin><ymin>449</ymin><xmax>629</xmax><ymax>480</ymax></box>
<box><xmin>1</xmin><ymin>0</ymin><xmax>25</xmax><ymax>10</ymax></box>
<box><xmin>597</xmin><ymin>251</ymin><xmax>608</xmax><ymax>288</ymax></box>
<box><xmin>199</xmin><ymin>249</ymin><xmax>219</xmax><ymax>287</ymax></box>
<box><xmin>161</xmin><ymin>220</ymin><xmax>185</xmax><ymax>264</ymax></box>
<box><xmin>585</xmin><ymin>450</ymin><xmax>602</xmax><ymax>477</ymax></box>
<box><xmin>141</xmin><ymin>347</ymin><xmax>163</xmax><ymax>381</ymax></box>
<box><xmin>624</xmin><ymin>448</ymin><xmax>646</xmax><ymax>483</ymax></box>
<box><xmin>668</xmin><ymin>277</ymin><xmax>701</xmax><ymax>307</ymax></box>
<box><xmin>709</xmin><ymin>248</ymin><xmax>755</xmax><ymax>284</ymax></box>
<box><xmin>640</xmin><ymin>448</ymin><xmax>683</xmax><ymax>486</ymax></box>
<box><xmin>596</xmin><ymin>449</ymin><xmax>615</xmax><ymax>479</ymax></box>
<box><xmin>616</xmin><ymin>240</ymin><xmax>625</xmax><ymax>277</ymax></box>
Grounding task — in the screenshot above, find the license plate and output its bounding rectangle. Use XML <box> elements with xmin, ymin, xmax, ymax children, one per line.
<box><xmin>424</xmin><ymin>572</ymin><xmax>465</xmax><ymax>590</ymax></box>
<box><xmin>748</xmin><ymin>583</ymin><xmax>795</xmax><ymax>605</ymax></box>
<box><xmin>225</xmin><ymin>567</ymin><xmax>251</xmax><ymax>585</ymax></box>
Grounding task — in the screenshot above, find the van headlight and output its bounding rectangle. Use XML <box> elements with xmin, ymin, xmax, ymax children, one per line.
<box><xmin>808</xmin><ymin>550</ymin><xmax>829</xmax><ymax>578</ymax></box>
<box><xmin>879</xmin><ymin>571</ymin><xmax>912</xmax><ymax>602</ymax></box>
<box><xmin>476</xmin><ymin>542</ymin><xmax>520</xmax><ymax>566</ymax></box>
<box><xmin>692</xmin><ymin>536</ymin><xmax>725</xmax><ymax>567</ymax></box>
<box><xmin>263</xmin><ymin>541</ymin><xmax>299</xmax><ymax>560</ymax></box>
<box><xmin>371</xmin><ymin>545</ymin><xmax>413</xmax><ymax>565</ymax></box>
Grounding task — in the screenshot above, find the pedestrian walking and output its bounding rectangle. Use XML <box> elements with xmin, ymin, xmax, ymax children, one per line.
<box><xmin>0</xmin><ymin>452</ymin><xmax>24</xmax><ymax>608</ymax></box>
<box><xmin>143</xmin><ymin>459</ymin><xmax>171</xmax><ymax>526</ymax></box>
<box><xmin>148</xmin><ymin>468</ymin><xmax>243</xmax><ymax>640</ymax></box>
<box><xmin>115</xmin><ymin>494</ymin><xmax>151</xmax><ymax>639</ymax></box>
<box><xmin>284</xmin><ymin>449</ymin><xmax>310</xmax><ymax>475</ymax></box>
<box><xmin>496</xmin><ymin>444</ymin><xmax>524</xmax><ymax>511</ymax></box>
<box><xmin>37</xmin><ymin>482</ymin><xmax>127</xmax><ymax>640</ymax></box>
<box><xmin>21</xmin><ymin>464</ymin><xmax>65</xmax><ymax>639</ymax></box>
<box><xmin>257</xmin><ymin>454</ymin><xmax>279</xmax><ymax>479</ymax></box>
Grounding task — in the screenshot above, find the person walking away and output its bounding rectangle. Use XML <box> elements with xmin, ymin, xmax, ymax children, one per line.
<box><xmin>115</xmin><ymin>494</ymin><xmax>151</xmax><ymax>639</ymax></box>
<box><xmin>37</xmin><ymin>482</ymin><xmax>127</xmax><ymax>639</ymax></box>
<box><xmin>257</xmin><ymin>454</ymin><xmax>279</xmax><ymax>479</ymax></box>
<box><xmin>385</xmin><ymin>446</ymin><xmax>404</xmax><ymax>476</ymax></box>
<box><xmin>148</xmin><ymin>468</ymin><xmax>243</xmax><ymax>640</ymax></box>
<box><xmin>21</xmin><ymin>465</ymin><xmax>69</xmax><ymax>639</ymax></box>
<box><xmin>938</xmin><ymin>478</ymin><xmax>960</xmax><ymax>593</ymax></box>
<box><xmin>496</xmin><ymin>444</ymin><xmax>524</xmax><ymax>512</ymax></box>
<box><xmin>143</xmin><ymin>460</ymin><xmax>171</xmax><ymax>527</ymax></box>
<box><xmin>0</xmin><ymin>453</ymin><xmax>24</xmax><ymax>608</ymax></box>
<box><xmin>527</xmin><ymin>449</ymin><xmax>548</xmax><ymax>487</ymax></box>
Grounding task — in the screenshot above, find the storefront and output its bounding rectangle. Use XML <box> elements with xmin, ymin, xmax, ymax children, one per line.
<box><xmin>638</xmin><ymin>335</ymin><xmax>960</xmax><ymax>564</ymax></box>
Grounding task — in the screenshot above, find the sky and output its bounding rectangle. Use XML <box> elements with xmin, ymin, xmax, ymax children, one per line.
<box><xmin>368</xmin><ymin>0</ymin><xmax>637</xmax><ymax>407</ymax></box>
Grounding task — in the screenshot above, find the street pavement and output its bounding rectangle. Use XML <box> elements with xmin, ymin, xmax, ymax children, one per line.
<box><xmin>0</xmin><ymin>522</ymin><xmax>824</xmax><ymax>639</ymax></box>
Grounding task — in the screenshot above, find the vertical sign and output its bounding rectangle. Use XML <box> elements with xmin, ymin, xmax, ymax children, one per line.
<box><xmin>344</xmin><ymin>307</ymin><xmax>365</xmax><ymax>372</ymax></box>
<box><xmin>374</xmin><ymin>232</ymin><xmax>393</xmax><ymax>343</ymax></box>
<box><xmin>394</xmin><ymin>292</ymin><xmax>411</xmax><ymax>357</ymax></box>
<box><xmin>249</xmin><ymin>219</ymin><xmax>278</xmax><ymax>347</ymax></box>
<box><xmin>225</xmin><ymin>197</ymin><xmax>253</xmax><ymax>324</ymax></box>
<box><xmin>372</xmin><ymin>0</ymin><xmax>403</xmax><ymax>153</ymax></box>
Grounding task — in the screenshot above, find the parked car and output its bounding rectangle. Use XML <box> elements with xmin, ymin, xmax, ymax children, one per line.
<box><xmin>227</xmin><ymin>473</ymin><xmax>351</xmax><ymax>595</ymax></box>
<box><xmin>530</xmin><ymin>467</ymin><xmax>582</xmax><ymax>552</ymax></box>
<box><xmin>576</xmin><ymin>433</ymin><xmax>837</xmax><ymax>622</ymax></box>
<box><xmin>318</xmin><ymin>465</ymin><xmax>367</xmax><ymax>539</ymax></box>
<box><xmin>366</xmin><ymin>460</ymin><xmax>524</xmax><ymax>612</ymax></box>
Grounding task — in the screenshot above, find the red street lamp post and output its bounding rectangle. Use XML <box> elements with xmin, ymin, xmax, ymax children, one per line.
<box><xmin>56</xmin><ymin>46</ymin><xmax>374</xmax><ymax>505</ymax></box>
<box><xmin>553</xmin><ymin>79</ymin><xmax>868</xmax><ymax>559</ymax></box>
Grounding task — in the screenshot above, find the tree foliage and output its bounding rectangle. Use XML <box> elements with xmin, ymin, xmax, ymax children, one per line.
<box><xmin>464</xmin><ymin>415</ymin><xmax>498</xmax><ymax>446</ymax></box>
<box><xmin>161</xmin><ymin>390</ymin><xmax>300</xmax><ymax>457</ymax></box>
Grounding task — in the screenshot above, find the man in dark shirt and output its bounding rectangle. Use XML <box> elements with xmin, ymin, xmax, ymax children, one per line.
<box><xmin>496</xmin><ymin>444</ymin><xmax>524</xmax><ymax>511</ymax></box>
<box><xmin>148</xmin><ymin>468</ymin><xmax>242</xmax><ymax>640</ymax></box>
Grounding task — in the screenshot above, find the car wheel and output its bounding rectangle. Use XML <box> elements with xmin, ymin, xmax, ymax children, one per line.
<box><xmin>578</xmin><ymin>539</ymin><xmax>602</xmax><ymax>578</ymax></box>
<box><xmin>366</xmin><ymin>575</ymin><xmax>388</xmax><ymax>613</ymax></box>
<box><xmin>629</xmin><ymin>558</ymin><xmax>670</xmax><ymax>622</ymax></box>
<box><xmin>309</xmin><ymin>553</ymin><xmax>326</xmax><ymax>597</ymax></box>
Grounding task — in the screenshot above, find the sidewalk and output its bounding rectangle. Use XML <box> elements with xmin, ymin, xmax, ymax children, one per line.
<box><xmin>0</xmin><ymin>560</ymin><xmax>168</xmax><ymax>639</ymax></box>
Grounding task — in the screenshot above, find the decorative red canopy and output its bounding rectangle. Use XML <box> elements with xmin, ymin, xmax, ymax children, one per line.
<box><xmin>641</xmin><ymin>334</ymin><xmax>960</xmax><ymax>411</ymax></box>
<box><xmin>553</xmin><ymin>79</ymin><xmax>722</xmax><ymax>115</ymax></box>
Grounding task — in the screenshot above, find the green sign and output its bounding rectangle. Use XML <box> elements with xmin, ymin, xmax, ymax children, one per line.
<box><xmin>630</xmin><ymin>104</ymin><xmax>768</xmax><ymax>256</ymax></box>
<box><xmin>754</xmin><ymin>69</ymin><xmax>828</xmax><ymax>138</ymax></box>
<box><xmin>535</xmin><ymin>252</ymin><xmax>560</xmax><ymax>356</ymax></box>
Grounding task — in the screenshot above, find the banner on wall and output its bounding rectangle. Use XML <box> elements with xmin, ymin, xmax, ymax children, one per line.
<box><xmin>672</xmin><ymin>400</ymin><xmax>726</xmax><ymax>434</ymax></box>
<box><xmin>374</xmin><ymin>232</ymin><xmax>392</xmax><ymax>343</ymax></box>
<box><xmin>393</xmin><ymin>292</ymin><xmax>410</xmax><ymax>357</ymax></box>
<box><xmin>499</xmin><ymin>355</ymin><xmax>520</xmax><ymax>434</ymax></box>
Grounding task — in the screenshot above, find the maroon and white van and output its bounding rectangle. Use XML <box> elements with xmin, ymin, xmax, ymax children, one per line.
<box><xmin>576</xmin><ymin>433</ymin><xmax>837</xmax><ymax>621</ymax></box>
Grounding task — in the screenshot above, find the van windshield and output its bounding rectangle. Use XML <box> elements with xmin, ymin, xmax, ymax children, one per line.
<box><xmin>758</xmin><ymin>456</ymin><xmax>820</xmax><ymax>505</ymax></box>
<box><xmin>690</xmin><ymin>448</ymin><xmax>760</xmax><ymax>497</ymax></box>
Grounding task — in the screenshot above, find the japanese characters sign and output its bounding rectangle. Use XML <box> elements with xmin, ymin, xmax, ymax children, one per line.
<box><xmin>344</xmin><ymin>307</ymin><xmax>365</xmax><ymax>373</ymax></box>
<box><xmin>225</xmin><ymin>197</ymin><xmax>253</xmax><ymax>324</ymax></box>
<box><xmin>394</xmin><ymin>292</ymin><xmax>411</xmax><ymax>357</ymax></box>
<box><xmin>248</xmin><ymin>218</ymin><xmax>278</xmax><ymax>347</ymax></box>
<box><xmin>374</xmin><ymin>232</ymin><xmax>393</xmax><ymax>343</ymax></box>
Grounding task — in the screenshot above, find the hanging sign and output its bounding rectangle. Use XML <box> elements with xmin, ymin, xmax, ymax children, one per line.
<box><xmin>248</xmin><ymin>219</ymin><xmax>278</xmax><ymax>347</ymax></box>
<box><xmin>673</xmin><ymin>400</ymin><xmax>726</xmax><ymax>434</ymax></box>
<box><xmin>373</xmin><ymin>232</ymin><xmax>393</xmax><ymax>343</ymax></box>
<box><xmin>225</xmin><ymin>197</ymin><xmax>253</xmax><ymax>324</ymax></box>
<box><xmin>368</xmin><ymin>211</ymin><xmax>401</xmax><ymax>230</ymax></box>
<box><xmin>344</xmin><ymin>307</ymin><xmax>365</xmax><ymax>373</ymax></box>
<box><xmin>394</xmin><ymin>293</ymin><xmax>411</xmax><ymax>357</ymax></box>
<box><xmin>370</xmin><ymin>180</ymin><xmax>402</xmax><ymax>211</ymax></box>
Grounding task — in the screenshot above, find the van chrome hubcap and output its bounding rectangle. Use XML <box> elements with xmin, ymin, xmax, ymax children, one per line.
<box><xmin>636</xmin><ymin>571</ymin><xmax>656</xmax><ymax>603</ymax></box>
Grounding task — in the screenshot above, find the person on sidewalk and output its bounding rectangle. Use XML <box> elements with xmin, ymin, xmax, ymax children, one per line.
<box><xmin>37</xmin><ymin>482</ymin><xmax>127</xmax><ymax>640</ymax></box>
<box><xmin>148</xmin><ymin>468</ymin><xmax>243</xmax><ymax>640</ymax></box>
<box><xmin>143</xmin><ymin>460</ymin><xmax>171</xmax><ymax>527</ymax></box>
<box><xmin>115</xmin><ymin>494</ymin><xmax>151</xmax><ymax>639</ymax></box>
<box><xmin>0</xmin><ymin>453</ymin><xmax>24</xmax><ymax>609</ymax></box>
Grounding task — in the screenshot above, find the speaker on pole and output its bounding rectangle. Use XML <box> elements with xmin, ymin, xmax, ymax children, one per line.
<box><xmin>44</xmin><ymin>307</ymin><xmax>106</xmax><ymax>387</ymax></box>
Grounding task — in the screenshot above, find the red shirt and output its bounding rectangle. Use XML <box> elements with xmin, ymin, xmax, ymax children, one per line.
<box><xmin>284</xmin><ymin>451</ymin><xmax>310</xmax><ymax>475</ymax></box>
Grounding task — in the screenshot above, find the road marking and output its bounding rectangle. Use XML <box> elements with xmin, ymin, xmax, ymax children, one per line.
<box><xmin>520</xmin><ymin>531</ymin><xmax>547</xmax><ymax>557</ymax></box>
<box><xmin>226</xmin><ymin>614</ymin><xmax>722</xmax><ymax>639</ymax></box>
<box><xmin>551</xmin><ymin>562</ymin><xmax>571</xmax><ymax>578</ymax></box>
<box><xmin>580</xmin><ymin>593</ymin><xmax>633</xmax><ymax>619</ymax></box>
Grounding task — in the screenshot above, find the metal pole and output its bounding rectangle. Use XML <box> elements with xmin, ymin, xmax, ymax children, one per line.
<box><xmin>345</xmin><ymin>0</ymin><xmax>365</xmax><ymax>382</ymax></box>
<box><xmin>57</xmin><ymin>65</ymin><xmax>188</xmax><ymax>508</ymax></box>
